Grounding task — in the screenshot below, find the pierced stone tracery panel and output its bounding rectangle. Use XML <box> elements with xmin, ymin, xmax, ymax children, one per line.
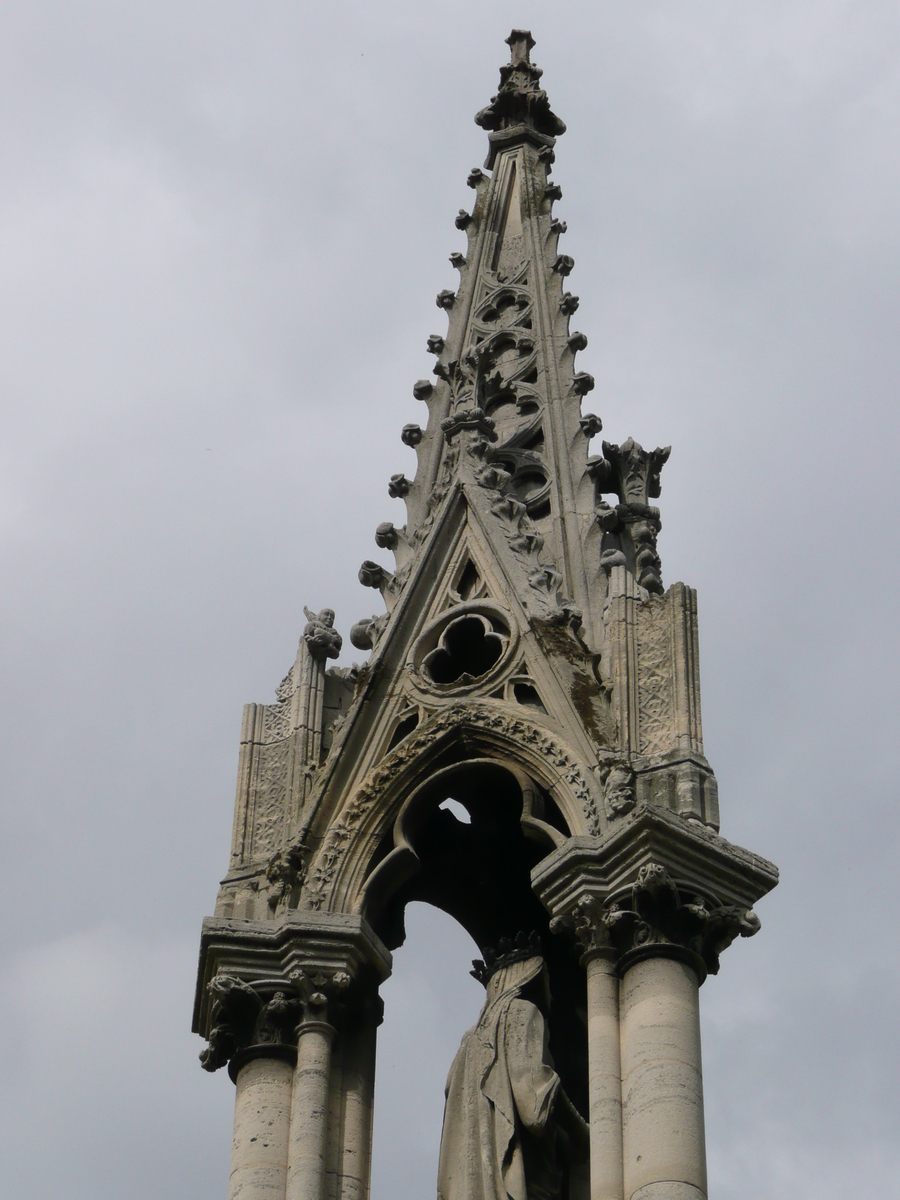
<box><xmin>409</xmin><ymin>603</ymin><xmax>516</xmax><ymax>696</ymax></box>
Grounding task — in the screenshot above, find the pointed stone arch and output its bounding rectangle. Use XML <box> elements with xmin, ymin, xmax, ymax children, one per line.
<box><xmin>302</xmin><ymin>702</ymin><xmax>605</xmax><ymax>918</ymax></box>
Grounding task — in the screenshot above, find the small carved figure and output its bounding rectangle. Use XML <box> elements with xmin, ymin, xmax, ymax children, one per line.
<box><xmin>437</xmin><ymin>938</ymin><xmax>588</xmax><ymax>1200</ymax></box>
<box><xmin>302</xmin><ymin>607</ymin><xmax>342</xmax><ymax>661</ymax></box>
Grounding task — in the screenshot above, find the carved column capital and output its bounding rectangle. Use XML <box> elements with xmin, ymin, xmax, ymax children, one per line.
<box><xmin>550</xmin><ymin>861</ymin><xmax>760</xmax><ymax>984</ymax></box>
<box><xmin>609</xmin><ymin>862</ymin><xmax>760</xmax><ymax>983</ymax></box>
<box><xmin>194</xmin><ymin>912</ymin><xmax>392</xmax><ymax>1080</ymax></box>
<box><xmin>288</xmin><ymin>967</ymin><xmax>352</xmax><ymax>1031</ymax></box>
<box><xmin>200</xmin><ymin>975</ymin><xmax>301</xmax><ymax>1081</ymax></box>
<box><xmin>533</xmin><ymin>806</ymin><xmax>777</xmax><ymax>982</ymax></box>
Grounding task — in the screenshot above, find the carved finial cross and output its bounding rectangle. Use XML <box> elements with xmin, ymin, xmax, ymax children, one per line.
<box><xmin>506</xmin><ymin>29</ymin><xmax>535</xmax><ymax>65</ymax></box>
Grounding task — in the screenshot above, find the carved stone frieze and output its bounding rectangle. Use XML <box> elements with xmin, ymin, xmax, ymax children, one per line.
<box><xmin>635</xmin><ymin>596</ymin><xmax>672</xmax><ymax>756</ymax></box>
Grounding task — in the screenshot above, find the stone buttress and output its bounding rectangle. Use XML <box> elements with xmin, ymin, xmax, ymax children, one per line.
<box><xmin>194</xmin><ymin>31</ymin><xmax>777</xmax><ymax>1200</ymax></box>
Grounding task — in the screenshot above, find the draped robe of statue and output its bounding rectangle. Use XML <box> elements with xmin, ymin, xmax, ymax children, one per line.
<box><xmin>437</xmin><ymin>956</ymin><xmax>568</xmax><ymax>1200</ymax></box>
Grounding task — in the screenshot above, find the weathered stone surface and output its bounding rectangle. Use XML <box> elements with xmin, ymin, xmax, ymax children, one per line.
<box><xmin>195</xmin><ymin>28</ymin><xmax>777</xmax><ymax>1200</ymax></box>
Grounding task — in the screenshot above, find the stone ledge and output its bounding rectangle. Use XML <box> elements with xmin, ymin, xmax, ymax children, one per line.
<box><xmin>193</xmin><ymin>911</ymin><xmax>392</xmax><ymax>1039</ymax></box>
<box><xmin>531</xmin><ymin>803</ymin><xmax>778</xmax><ymax>918</ymax></box>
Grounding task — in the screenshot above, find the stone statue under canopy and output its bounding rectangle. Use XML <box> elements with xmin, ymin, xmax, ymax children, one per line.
<box><xmin>438</xmin><ymin>937</ymin><xmax>589</xmax><ymax>1200</ymax></box>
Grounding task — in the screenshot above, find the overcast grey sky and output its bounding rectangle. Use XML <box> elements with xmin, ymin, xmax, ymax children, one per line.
<box><xmin>0</xmin><ymin>3</ymin><xmax>898</xmax><ymax>1198</ymax></box>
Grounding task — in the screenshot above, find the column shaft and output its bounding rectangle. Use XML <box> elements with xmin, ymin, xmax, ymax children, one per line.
<box><xmin>336</xmin><ymin>1016</ymin><xmax>378</xmax><ymax>1200</ymax></box>
<box><xmin>286</xmin><ymin>1021</ymin><xmax>335</xmax><ymax>1200</ymax></box>
<box><xmin>585</xmin><ymin>951</ymin><xmax>624</xmax><ymax>1200</ymax></box>
<box><xmin>229</xmin><ymin>1056</ymin><xmax>293</xmax><ymax>1200</ymax></box>
<box><xmin>619</xmin><ymin>957</ymin><xmax>707</xmax><ymax>1200</ymax></box>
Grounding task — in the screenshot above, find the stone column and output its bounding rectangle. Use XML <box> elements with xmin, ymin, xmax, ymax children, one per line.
<box><xmin>229</xmin><ymin>1054</ymin><xmax>294</xmax><ymax>1200</ymax></box>
<box><xmin>533</xmin><ymin>831</ymin><xmax>773</xmax><ymax>1200</ymax></box>
<box><xmin>286</xmin><ymin>1019</ymin><xmax>336</xmax><ymax>1200</ymax></box>
<box><xmin>571</xmin><ymin>897</ymin><xmax>624</xmax><ymax>1200</ymax></box>
<box><xmin>284</xmin><ymin>969</ymin><xmax>351</xmax><ymax>1200</ymax></box>
<box><xmin>195</xmin><ymin>914</ymin><xmax>393</xmax><ymax>1200</ymax></box>
<box><xmin>584</xmin><ymin>949</ymin><xmax>625</xmax><ymax>1200</ymax></box>
<box><xmin>335</xmin><ymin>997</ymin><xmax>381</xmax><ymax>1200</ymax></box>
<box><xmin>619</xmin><ymin>954</ymin><xmax>706</xmax><ymax>1200</ymax></box>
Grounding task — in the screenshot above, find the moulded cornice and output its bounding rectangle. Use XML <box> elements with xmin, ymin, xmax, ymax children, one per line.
<box><xmin>531</xmin><ymin>803</ymin><xmax>778</xmax><ymax>919</ymax></box>
<box><xmin>193</xmin><ymin>910</ymin><xmax>391</xmax><ymax>1039</ymax></box>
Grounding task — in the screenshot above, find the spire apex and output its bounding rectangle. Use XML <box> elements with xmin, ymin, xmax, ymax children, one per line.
<box><xmin>475</xmin><ymin>29</ymin><xmax>566</xmax><ymax>140</ymax></box>
<box><xmin>505</xmin><ymin>29</ymin><xmax>536</xmax><ymax>65</ymax></box>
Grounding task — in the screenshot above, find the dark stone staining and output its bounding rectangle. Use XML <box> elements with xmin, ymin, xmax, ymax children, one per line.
<box><xmin>531</xmin><ymin>619</ymin><xmax>612</xmax><ymax>747</ymax></box>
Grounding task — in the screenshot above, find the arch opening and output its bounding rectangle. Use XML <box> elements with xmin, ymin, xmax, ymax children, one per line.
<box><xmin>361</xmin><ymin>759</ymin><xmax>589</xmax><ymax>1125</ymax></box>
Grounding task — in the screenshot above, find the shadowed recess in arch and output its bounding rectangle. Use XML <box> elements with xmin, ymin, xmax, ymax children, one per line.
<box><xmin>360</xmin><ymin>760</ymin><xmax>589</xmax><ymax>1142</ymax></box>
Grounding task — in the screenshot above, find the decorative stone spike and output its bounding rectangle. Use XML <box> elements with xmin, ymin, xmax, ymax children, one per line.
<box><xmin>374</xmin><ymin>522</ymin><xmax>399</xmax><ymax>549</ymax></box>
<box><xmin>358</xmin><ymin>560</ymin><xmax>392</xmax><ymax>590</ymax></box>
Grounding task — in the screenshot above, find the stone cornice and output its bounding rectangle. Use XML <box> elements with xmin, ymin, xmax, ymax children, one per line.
<box><xmin>531</xmin><ymin>804</ymin><xmax>777</xmax><ymax>920</ymax></box>
<box><xmin>532</xmin><ymin>806</ymin><xmax>776</xmax><ymax>980</ymax></box>
<box><xmin>193</xmin><ymin>911</ymin><xmax>392</xmax><ymax>1055</ymax></box>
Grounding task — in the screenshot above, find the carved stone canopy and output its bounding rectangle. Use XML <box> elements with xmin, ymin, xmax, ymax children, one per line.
<box><xmin>195</xmin><ymin>46</ymin><xmax>779</xmax><ymax>1198</ymax></box>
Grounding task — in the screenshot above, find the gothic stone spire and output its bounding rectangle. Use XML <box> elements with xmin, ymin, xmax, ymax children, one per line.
<box><xmin>196</xmin><ymin>43</ymin><xmax>777</xmax><ymax>1200</ymax></box>
<box><xmin>361</xmin><ymin>31</ymin><xmax>620</xmax><ymax>652</ymax></box>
